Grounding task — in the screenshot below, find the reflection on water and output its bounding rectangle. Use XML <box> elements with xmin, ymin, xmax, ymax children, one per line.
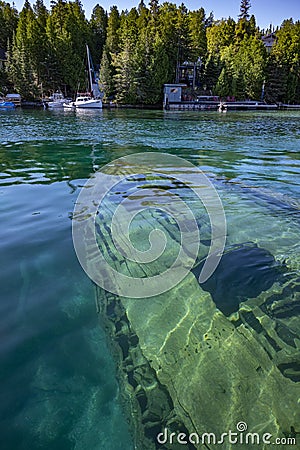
<box><xmin>0</xmin><ymin>109</ymin><xmax>299</xmax><ymax>449</ymax></box>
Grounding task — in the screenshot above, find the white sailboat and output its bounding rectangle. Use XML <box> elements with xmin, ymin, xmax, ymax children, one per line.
<box><xmin>65</xmin><ymin>45</ymin><xmax>103</xmax><ymax>110</ymax></box>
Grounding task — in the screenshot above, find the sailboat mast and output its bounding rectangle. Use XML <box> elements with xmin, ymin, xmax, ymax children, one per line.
<box><xmin>86</xmin><ymin>44</ymin><xmax>93</xmax><ymax>96</ymax></box>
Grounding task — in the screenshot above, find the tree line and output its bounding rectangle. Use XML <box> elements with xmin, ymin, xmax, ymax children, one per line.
<box><xmin>0</xmin><ymin>0</ymin><xmax>300</xmax><ymax>104</ymax></box>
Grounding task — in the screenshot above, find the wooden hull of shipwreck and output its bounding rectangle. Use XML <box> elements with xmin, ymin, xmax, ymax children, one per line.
<box><xmin>90</xmin><ymin>178</ymin><xmax>300</xmax><ymax>450</ymax></box>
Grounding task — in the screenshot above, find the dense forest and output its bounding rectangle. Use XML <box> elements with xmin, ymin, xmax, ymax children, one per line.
<box><xmin>0</xmin><ymin>0</ymin><xmax>300</xmax><ymax>104</ymax></box>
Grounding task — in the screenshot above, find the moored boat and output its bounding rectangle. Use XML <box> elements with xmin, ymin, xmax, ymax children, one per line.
<box><xmin>62</xmin><ymin>100</ymin><xmax>75</xmax><ymax>109</ymax></box>
<box><xmin>47</xmin><ymin>91</ymin><xmax>67</xmax><ymax>108</ymax></box>
<box><xmin>73</xmin><ymin>93</ymin><xmax>102</xmax><ymax>109</ymax></box>
<box><xmin>0</xmin><ymin>101</ymin><xmax>15</xmax><ymax>109</ymax></box>
<box><xmin>64</xmin><ymin>45</ymin><xmax>103</xmax><ymax>110</ymax></box>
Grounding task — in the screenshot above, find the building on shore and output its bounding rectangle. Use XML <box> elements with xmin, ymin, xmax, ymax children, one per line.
<box><xmin>175</xmin><ymin>59</ymin><xmax>202</xmax><ymax>89</ymax></box>
<box><xmin>262</xmin><ymin>33</ymin><xmax>277</xmax><ymax>53</ymax></box>
<box><xmin>163</xmin><ymin>84</ymin><xmax>187</xmax><ymax>108</ymax></box>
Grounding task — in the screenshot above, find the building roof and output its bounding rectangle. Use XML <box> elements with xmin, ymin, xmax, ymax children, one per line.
<box><xmin>0</xmin><ymin>48</ymin><xmax>6</xmax><ymax>60</ymax></box>
<box><xmin>164</xmin><ymin>84</ymin><xmax>187</xmax><ymax>87</ymax></box>
<box><xmin>262</xmin><ymin>33</ymin><xmax>276</xmax><ymax>42</ymax></box>
<box><xmin>262</xmin><ymin>33</ymin><xmax>277</xmax><ymax>51</ymax></box>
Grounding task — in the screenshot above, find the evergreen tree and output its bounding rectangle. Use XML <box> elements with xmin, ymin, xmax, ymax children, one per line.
<box><xmin>137</xmin><ymin>0</ymin><xmax>150</xmax><ymax>31</ymax></box>
<box><xmin>214</xmin><ymin>33</ymin><xmax>266</xmax><ymax>100</ymax></box>
<box><xmin>239</xmin><ymin>0</ymin><xmax>251</xmax><ymax>21</ymax></box>
<box><xmin>33</xmin><ymin>0</ymin><xmax>47</xmax><ymax>27</ymax></box>
<box><xmin>29</xmin><ymin>0</ymin><xmax>49</xmax><ymax>86</ymax></box>
<box><xmin>149</xmin><ymin>0</ymin><xmax>158</xmax><ymax>18</ymax></box>
<box><xmin>0</xmin><ymin>1</ymin><xmax>19</xmax><ymax>50</ymax></box>
<box><xmin>215</xmin><ymin>66</ymin><xmax>232</xmax><ymax>98</ymax></box>
<box><xmin>114</xmin><ymin>7</ymin><xmax>139</xmax><ymax>103</ymax></box>
<box><xmin>99</xmin><ymin>6</ymin><xmax>121</xmax><ymax>99</ymax></box>
<box><xmin>235</xmin><ymin>35</ymin><xmax>266</xmax><ymax>99</ymax></box>
<box><xmin>203</xmin><ymin>54</ymin><xmax>221</xmax><ymax>91</ymax></box>
<box><xmin>268</xmin><ymin>19</ymin><xmax>300</xmax><ymax>103</ymax></box>
<box><xmin>249</xmin><ymin>14</ymin><xmax>256</xmax><ymax>35</ymax></box>
<box><xmin>264</xmin><ymin>55</ymin><xmax>288</xmax><ymax>103</ymax></box>
<box><xmin>105</xmin><ymin>5</ymin><xmax>120</xmax><ymax>54</ymax></box>
<box><xmin>90</xmin><ymin>5</ymin><xmax>107</xmax><ymax>63</ymax></box>
<box><xmin>3</xmin><ymin>0</ymin><xmax>300</xmax><ymax>104</ymax></box>
<box><xmin>100</xmin><ymin>49</ymin><xmax>114</xmax><ymax>99</ymax></box>
<box><xmin>0</xmin><ymin>1</ymin><xmax>18</xmax><ymax>93</ymax></box>
<box><xmin>188</xmin><ymin>8</ymin><xmax>207</xmax><ymax>61</ymax></box>
<box><xmin>6</xmin><ymin>0</ymin><xmax>39</xmax><ymax>98</ymax></box>
<box><xmin>7</xmin><ymin>35</ymin><xmax>38</xmax><ymax>98</ymax></box>
<box><xmin>176</xmin><ymin>3</ymin><xmax>190</xmax><ymax>63</ymax></box>
<box><xmin>114</xmin><ymin>41</ymin><xmax>138</xmax><ymax>103</ymax></box>
<box><xmin>207</xmin><ymin>18</ymin><xmax>236</xmax><ymax>54</ymax></box>
<box><xmin>46</xmin><ymin>0</ymin><xmax>90</xmax><ymax>92</ymax></box>
<box><xmin>232</xmin><ymin>69</ymin><xmax>245</xmax><ymax>99</ymax></box>
<box><xmin>157</xmin><ymin>2</ymin><xmax>180</xmax><ymax>82</ymax></box>
<box><xmin>236</xmin><ymin>0</ymin><xmax>254</xmax><ymax>40</ymax></box>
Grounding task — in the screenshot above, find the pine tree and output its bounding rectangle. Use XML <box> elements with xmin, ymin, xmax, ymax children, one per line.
<box><xmin>3</xmin><ymin>0</ymin><xmax>299</xmax><ymax>105</ymax></box>
<box><xmin>234</xmin><ymin>36</ymin><xmax>266</xmax><ymax>99</ymax></box>
<box><xmin>6</xmin><ymin>35</ymin><xmax>38</xmax><ymax>98</ymax></box>
<box><xmin>176</xmin><ymin>3</ymin><xmax>190</xmax><ymax>63</ymax></box>
<box><xmin>114</xmin><ymin>41</ymin><xmax>138</xmax><ymax>103</ymax></box>
<box><xmin>239</xmin><ymin>0</ymin><xmax>251</xmax><ymax>21</ymax></box>
<box><xmin>270</xmin><ymin>19</ymin><xmax>300</xmax><ymax>103</ymax></box>
<box><xmin>264</xmin><ymin>55</ymin><xmax>288</xmax><ymax>103</ymax></box>
<box><xmin>149</xmin><ymin>0</ymin><xmax>159</xmax><ymax>18</ymax></box>
<box><xmin>45</xmin><ymin>0</ymin><xmax>90</xmax><ymax>92</ymax></box>
<box><xmin>215</xmin><ymin>66</ymin><xmax>232</xmax><ymax>98</ymax></box>
<box><xmin>207</xmin><ymin>18</ymin><xmax>236</xmax><ymax>54</ymax></box>
<box><xmin>99</xmin><ymin>6</ymin><xmax>120</xmax><ymax>99</ymax></box>
<box><xmin>0</xmin><ymin>1</ymin><xmax>19</xmax><ymax>50</ymax></box>
<box><xmin>6</xmin><ymin>0</ymin><xmax>41</xmax><ymax>98</ymax></box>
<box><xmin>189</xmin><ymin>8</ymin><xmax>207</xmax><ymax>61</ymax></box>
<box><xmin>106</xmin><ymin>6</ymin><xmax>120</xmax><ymax>55</ymax></box>
<box><xmin>33</xmin><ymin>0</ymin><xmax>47</xmax><ymax>27</ymax></box>
<box><xmin>204</xmin><ymin>54</ymin><xmax>221</xmax><ymax>91</ymax></box>
<box><xmin>90</xmin><ymin>5</ymin><xmax>107</xmax><ymax>63</ymax></box>
<box><xmin>232</xmin><ymin>69</ymin><xmax>246</xmax><ymax>99</ymax></box>
<box><xmin>100</xmin><ymin>48</ymin><xmax>114</xmax><ymax>99</ymax></box>
<box><xmin>114</xmin><ymin>7</ymin><xmax>139</xmax><ymax>103</ymax></box>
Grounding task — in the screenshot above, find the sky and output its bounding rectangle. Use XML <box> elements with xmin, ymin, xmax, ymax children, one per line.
<box><xmin>12</xmin><ymin>0</ymin><xmax>300</xmax><ymax>30</ymax></box>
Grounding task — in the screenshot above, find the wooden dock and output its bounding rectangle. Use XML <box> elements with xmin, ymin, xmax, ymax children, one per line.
<box><xmin>279</xmin><ymin>104</ymin><xmax>300</xmax><ymax>110</ymax></box>
<box><xmin>165</xmin><ymin>100</ymin><xmax>279</xmax><ymax>111</ymax></box>
<box><xmin>165</xmin><ymin>99</ymin><xmax>300</xmax><ymax>112</ymax></box>
<box><xmin>222</xmin><ymin>101</ymin><xmax>278</xmax><ymax>111</ymax></box>
<box><xmin>166</xmin><ymin>101</ymin><xmax>219</xmax><ymax>111</ymax></box>
<box><xmin>221</xmin><ymin>102</ymin><xmax>300</xmax><ymax>111</ymax></box>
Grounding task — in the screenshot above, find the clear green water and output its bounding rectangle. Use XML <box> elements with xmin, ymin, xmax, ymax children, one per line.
<box><xmin>0</xmin><ymin>109</ymin><xmax>299</xmax><ymax>449</ymax></box>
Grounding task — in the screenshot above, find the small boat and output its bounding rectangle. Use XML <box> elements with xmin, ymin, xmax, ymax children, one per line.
<box><xmin>63</xmin><ymin>99</ymin><xmax>75</xmax><ymax>109</ymax></box>
<box><xmin>65</xmin><ymin>45</ymin><xmax>103</xmax><ymax>110</ymax></box>
<box><xmin>0</xmin><ymin>101</ymin><xmax>15</xmax><ymax>110</ymax></box>
<box><xmin>5</xmin><ymin>93</ymin><xmax>21</xmax><ymax>106</ymax></box>
<box><xmin>73</xmin><ymin>93</ymin><xmax>102</xmax><ymax>109</ymax></box>
<box><xmin>47</xmin><ymin>91</ymin><xmax>66</xmax><ymax>108</ymax></box>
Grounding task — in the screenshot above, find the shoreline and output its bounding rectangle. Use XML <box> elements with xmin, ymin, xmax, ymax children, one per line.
<box><xmin>10</xmin><ymin>101</ymin><xmax>300</xmax><ymax>111</ymax></box>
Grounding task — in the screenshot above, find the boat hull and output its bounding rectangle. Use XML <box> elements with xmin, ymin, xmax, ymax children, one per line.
<box><xmin>75</xmin><ymin>100</ymin><xmax>102</xmax><ymax>109</ymax></box>
<box><xmin>63</xmin><ymin>102</ymin><xmax>75</xmax><ymax>109</ymax></box>
<box><xmin>48</xmin><ymin>101</ymin><xmax>64</xmax><ymax>108</ymax></box>
<box><xmin>0</xmin><ymin>101</ymin><xmax>15</xmax><ymax>109</ymax></box>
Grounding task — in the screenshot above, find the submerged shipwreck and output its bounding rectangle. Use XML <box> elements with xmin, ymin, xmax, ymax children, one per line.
<box><xmin>82</xmin><ymin>168</ymin><xmax>300</xmax><ymax>449</ymax></box>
